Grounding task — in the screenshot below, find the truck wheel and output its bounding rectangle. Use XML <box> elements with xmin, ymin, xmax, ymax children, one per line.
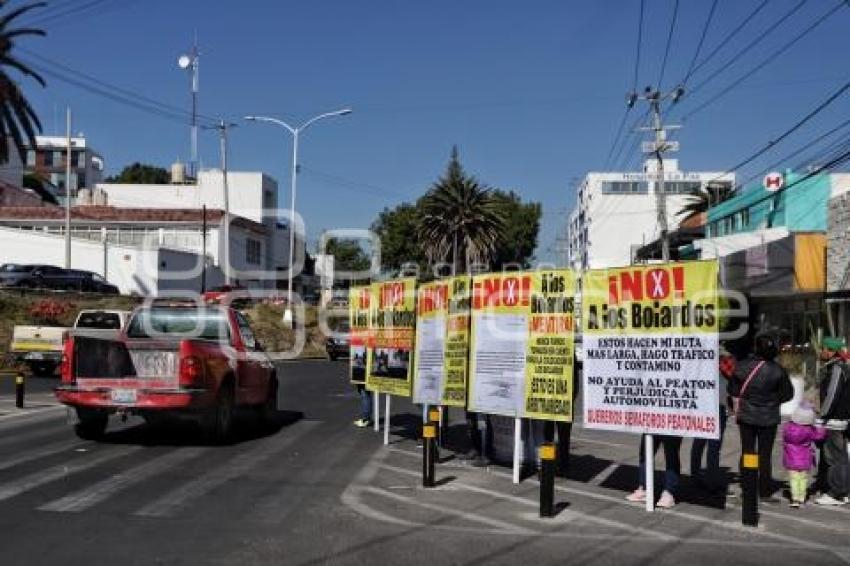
<box><xmin>205</xmin><ymin>384</ymin><xmax>234</xmax><ymax>444</ymax></box>
<box><xmin>74</xmin><ymin>409</ymin><xmax>108</xmax><ymax>440</ymax></box>
<box><xmin>257</xmin><ymin>377</ymin><xmax>278</xmax><ymax>430</ymax></box>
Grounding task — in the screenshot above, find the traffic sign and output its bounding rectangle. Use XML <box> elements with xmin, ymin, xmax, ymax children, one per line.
<box><xmin>641</xmin><ymin>140</ymin><xmax>680</xmax><ymax>154</ymax></box>
<box><xmin>763</xmin><ymin>172</ymin><xmax>784</xmax><ymax>192</ymax></box>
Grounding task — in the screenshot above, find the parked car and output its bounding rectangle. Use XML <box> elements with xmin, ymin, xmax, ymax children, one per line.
<box><xmin>55</xmin><ymin>304</ymin><xmax>278</xmax><ymax>441</ymax></box>
<box><xmin>202</xmin><ymin>284</ymin><xmax>251</xmax><ymax>308</ymax></box>
<box><xmin>0</xmin><ymin>264</ymin><xmax>118</xmax><ymax>294</ymax></box>
<box><xmin>326</xmin><ymin>320</ymin><xmax>351</xmax><ymax>361</ymax></box>
<box><xmin>10</xmin><ymin>309</ymin><xmax>132</xmax><ymax>376</ymax></box>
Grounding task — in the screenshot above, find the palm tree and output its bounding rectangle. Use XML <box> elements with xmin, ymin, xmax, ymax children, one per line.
<box><xmin>0</xmin><ymin>1</ymin><xmax>46</xmax><ymax>164</ymax></box>
<box><xmin>677</xmin><ymin>182</ymin><xmax>734</xmax><ymax>222</ymax></box>
<box><xmin>420</xmin><ymin>147</ymin><xmax>505</xmax><ymax>273</ymax></box>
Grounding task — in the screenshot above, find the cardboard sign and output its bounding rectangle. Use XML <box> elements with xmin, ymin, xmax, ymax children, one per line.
<box><xmin>349</xmin><ymin>285</ymin><xmax>372</xmax><ymax>385</ymax></box>
<box><xmin>366</xmin><ymin>278</ymin><xmax>416</xmax><ymax>397</ymax></box>
<box><xmin>412</xmin><ymin>276</ymin><xmax>470</xmax><ymax>407</ymax></box>
<box><xmin>467</xmin><ymin>270</ymin><xmax>576</xmax><ymax>421</ymax></box>
<box><xmin>581</xmin><ymin>261</ymin><xmax>720</xmax><ymax>439</ymax></box>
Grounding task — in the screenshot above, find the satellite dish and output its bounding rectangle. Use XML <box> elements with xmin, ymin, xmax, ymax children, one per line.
<box><xmin>178</xmin><ymin>54</ymin><xmax>192</xmax><ymax>69</ymax></box>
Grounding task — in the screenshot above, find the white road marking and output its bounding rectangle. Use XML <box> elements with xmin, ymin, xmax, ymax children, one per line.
<box><xmin>134</xmin><ymin>420</ymin><xmax>320</xmax><ymax>517</ymax></box>
<box><xmin>0</xmin><ymin>445</ymin><xmax>143</xmax><ymax>502</ymax></box>
<box><xmin>589</xmin><ymin>461</ymin><xmax>621</xmax><ymax>486</ymax></box>
<box><xmin>0</xmin><ymin>439</ymin><xmax>88</xmax><ymax>472</ymax></box>
<box><xmin>377</xmin><ymin>462</ymin><xmax>675</xmax><ymax>542</ymax></box>
<box><xmin>0</xmin><ymin>404</ymin><xmax>66</xmax><ymax>425</ymax></box>
<box><xmin>39</xmin><ymin>447</ymin><xmax>208</xmax><ymax>513</ymax></box>
<box><xmin>362</xmin><ymin>485</ymin><xmax>535</xmax><ymax>535</ymax></box>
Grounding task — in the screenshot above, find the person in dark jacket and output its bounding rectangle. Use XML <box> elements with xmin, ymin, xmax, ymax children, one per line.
<box><xmin>731</xmin><ymin>332</ymin><xmax>794</xmax><ymax>499</ymax></box>
<box><xmin>814</xmin><ymin>336</ymin><xmax>850</xmax><ymax>506</ymax></box>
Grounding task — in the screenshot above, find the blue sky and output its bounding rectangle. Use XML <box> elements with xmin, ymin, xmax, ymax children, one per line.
<box><xmin>18</xmin><ymin>0</ymin><xmax>850</xmax><ymax>262</ymax></box>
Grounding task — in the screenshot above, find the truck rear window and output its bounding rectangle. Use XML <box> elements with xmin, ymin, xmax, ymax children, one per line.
<box><xmin>126</xmin><ymin>308</ymin><xmax>230</xmax><ymax>341</ymax></box>
<box><xmin>76</xmin><ymin>312</ymin><xmax>122</xmax><ymax>329</ymax></box>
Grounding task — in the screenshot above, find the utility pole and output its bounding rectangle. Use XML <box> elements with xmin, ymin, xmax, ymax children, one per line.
<box><xmin>210</xmin><ymin>120</ymin><xmax>237</xmax><ymax>285</ymax></box>
<box><xmin>64</xmin><ymin>106</ymin><xmax>72</xmax><ymax>269</ymax></box>
<box><xmin>201</xmin><ymin>204</ymin><xmax>207</xmax><ymax>293</ymax></box>
<box><xmin>631</xmin><ymin>86</ymin><xmax>683</xmax><ymax>262</ymax></box>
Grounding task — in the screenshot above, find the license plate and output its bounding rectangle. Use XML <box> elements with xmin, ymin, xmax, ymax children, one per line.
<box><xmin>26</xmin><ymin>352</ymin><xmax>44</xmax><ymax>360</ymax></box>
<box><xmin>111</xmin><ymin>389</ymin><xmax>137</xmax><ymax>405</ymax></box>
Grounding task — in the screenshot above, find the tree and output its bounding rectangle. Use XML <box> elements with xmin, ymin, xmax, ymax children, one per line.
<box><xmin>106</xmin><ymin>162</ymin><xmax>170</xmax><ymax>184</ymax></box>
<box><xmin>0</xmin><ymin>2</ymin><xmax>46</xmax><ymax>164</ymax></box>
<box><xmin>490</xmin><ymin>189</ymin><xmax>541</xmax><ymax>269</ymax></box>
<box><xmin>677</xmin><ymin>183</ymin><xmax>734</xmax><ymax>222</ymax></box>
<box><xmin>419</xmin><ymin>147</ymin><xmax>505</xmax><ymax>272</ymax></box>
<box><xmin>325</xmin><ymin>237</ymin><xmax>370</xmax><ymax>273</ymax></box>
<box><xmin>371</xmin><ymin>202</ymin><xmax>427</xmax><ymax>272</ymax></box>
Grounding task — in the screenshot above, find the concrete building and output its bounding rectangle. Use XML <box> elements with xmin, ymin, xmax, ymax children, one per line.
<box><xmin>24</xmin><ymin>135</ymin><xmax>105</xmax><ymax>203</ymax></box>
<box><xmin>567</xmin><ymin>159</ymin><xmax>734</xmax><ymax>270</ymax></box>
<box><xmin>0</xmin><ymin>206</ymin><xmax>273</xmax><ymax>295</ymax></box>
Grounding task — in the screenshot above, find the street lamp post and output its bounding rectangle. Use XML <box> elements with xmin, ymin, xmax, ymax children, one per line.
<box><xmin>245</xmin><ymin>108</ymin><xmax>352</xmax><ymax>327</ymax></box>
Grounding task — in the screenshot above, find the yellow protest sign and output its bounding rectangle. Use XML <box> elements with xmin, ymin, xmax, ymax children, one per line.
<box><xmin>467</xmin><ymin>270</ymin><xmax>576</xmax><ymax>421</ymax></box>
<box><xmin>349</xmin><ymin>285</ymin><xmax>372</xmax><ymax>385</ymax></box>
<box><xmin>366</xmin><ymin>278</ymin><xmax>416</xmax><ymax>397</ymax></box>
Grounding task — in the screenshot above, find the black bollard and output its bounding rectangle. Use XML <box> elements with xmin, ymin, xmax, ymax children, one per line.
<box><xmin>741</xmin><ymin>452</ymin><xmax>759</xmax><ymax>527</ymax></box>
<box><xmin>429</xmin><ymin>409</ymin><xmax>441</xmax><ymax>449</ymax></box>
<box><xmin>15</xmin><ymin>372</ymin><xmax>24</xmax><ymax>408</ymax></box>
<box><xmin>539</xmin><ymin>442</ymin><xmax>556</xmax><ymax>518</ymax></box>
<box><xmin>423</xmin><ymin>422</ymin><xmax>436</xmax><ymax>488</ymax></box>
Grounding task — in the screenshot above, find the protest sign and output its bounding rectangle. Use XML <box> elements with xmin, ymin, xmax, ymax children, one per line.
<box><xmin>349</xmin><ymin>285</ymin><xmax>372</xmax><ymax>385</ymax></box>
<box><xmin>467</xmin><ymin>270</ymin><xmax>576</xmax><ymax>421</ymax></box>
<box><xmin>412</xmin><ymin>276</ymin><xmax>470</xmax><ymax>407</ymax></box>
<box><xmin>366</xmin><ymin>278</ymin><xmax>416</xmax><ymax>397</ymax></box>
<box><xmin>581</xmin><ymin>261</ymin><xmax>720</xmax><ymax>439</ymax></box>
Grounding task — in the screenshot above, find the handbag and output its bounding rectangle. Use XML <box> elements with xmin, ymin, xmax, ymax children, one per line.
<box><xmin>733</xmin><ymin>360</ymin><xmax>765</xmax><ymax>418</ymax></box>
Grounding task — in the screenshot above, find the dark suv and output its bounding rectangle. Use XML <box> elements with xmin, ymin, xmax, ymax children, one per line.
<box><xmin>0</xmin><ymin>264</ymin><xmax>119</xmax><ymax>294</ymax></box>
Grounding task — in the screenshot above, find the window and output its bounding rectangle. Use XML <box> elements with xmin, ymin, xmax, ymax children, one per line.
<box><xmin>246</xmin><ymin>238</ymin><xmax>262</xmax><ymax>265</ymax></box>
<box><xmin>601</xmin><ymin>181</ymin><xmax>648</xmax><ymax>194</ymax></box>
<box><xmin>126</xmin><ymin>308</ymin><xmax>230</xmax><ymax>341</ymax></box>
<box><xmin>235</xmin><ymin>312</ymin><xmax>258</xmax><ymax>350</ymax></box>
<box><xmin>742</xmin><ymin>208</ymin><xmax>750</xmax><ymax>228</ymax></box>
<box><xmin>44</xmin><ymin>151</ymin><xmax>53</xmax><ymax>166</ymax></box>
<box><xmin>25</xmin><ymin>150</ymin><xmax>35</xmax><ymax>166</ymax></box>
<box><xmin>74</xmin><ymin>151</ymin><xmax>86</xmax><ymax>168</ymax></box>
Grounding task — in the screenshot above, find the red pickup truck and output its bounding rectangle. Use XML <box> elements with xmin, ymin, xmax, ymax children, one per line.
<box><xmin>55</xmin><ymin>304</ymin><xmax>278</xmax><ymax>442</ymax></box>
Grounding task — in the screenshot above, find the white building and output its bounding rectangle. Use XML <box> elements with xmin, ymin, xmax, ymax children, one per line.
<box><xmin>25</xmin><ymin>135</ymin><xmax>105</xmax><ymax>201</ymax></box>
<box><xmin>96</xmin><ymin>169</ymin><xmax>292</xmax><ymax>270</ymax></box>
<box><xmin>567</xmin><ymin>159</ymin><xmax>734</xmax><ymax>270</ymax></box>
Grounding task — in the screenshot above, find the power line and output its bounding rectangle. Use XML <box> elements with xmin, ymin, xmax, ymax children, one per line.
<box><xmin>702</xmin><ymin>81</ymin><xmax>850</xmax><ymax>185</ymax></box>
<box><xmin>656</xmin><ymin>0</ymin><xmax>679</xmax><ymax>89</ymax></box>
<box><xmin>681</xmin><ymin>0</ymin><xmax>718</xmax><ymax>84</ymax></box>
<box><xmin>682</xmin><ymin>0</ymin><xmax>848</xmax><ymax>121</ymax></box>
<box><xmin>687</xmin><ymin>0</ymin><xmax>770</xmax><ymax>81</ymax></box>
<box><xmin>26</xmin><ymin>0</ymin><xmax>113</xmax><ymax>26</ymax></box>
<box><xmin>687</xmin><ymin>0</ymin><xmax>808</xmax><ymax>98</ymax></box>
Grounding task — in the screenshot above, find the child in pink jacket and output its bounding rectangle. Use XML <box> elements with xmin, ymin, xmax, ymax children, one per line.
<box><xmin>783</xmin><ymin>404</ymin><xmax>827</xmax><ymax>507</ymax></box>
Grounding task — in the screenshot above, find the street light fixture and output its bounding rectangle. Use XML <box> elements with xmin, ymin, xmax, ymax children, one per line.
<box><xmin>245</xmin><ymin>108</ymin><xmax>352</xmax><ymax>327</ymax></box>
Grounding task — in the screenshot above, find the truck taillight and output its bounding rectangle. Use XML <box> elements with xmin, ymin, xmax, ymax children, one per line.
<box><xmin>179</xmin><ymin>355</ymin><xmax>204</xmax><ymax>386</ymax></box>
<box><xmin>60</xmin><ymin>338</ymin><xmax>74</xmax><ymax>384</ymax></box>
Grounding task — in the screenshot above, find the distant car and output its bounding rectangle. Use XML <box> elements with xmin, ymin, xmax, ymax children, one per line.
<box><xmin>202</xmin><ymin>284</ymin><xmax>250</xmax><ymax>307</ymax></box>
<box><xmin>326</xmin><ymin>320</ymin><xmax>350</xmax><ymax>361</ymax></box>
<box><xmin>0</xmin><ymin>264</ymin><xmax>118</xmax><ymax>294</ymax></box>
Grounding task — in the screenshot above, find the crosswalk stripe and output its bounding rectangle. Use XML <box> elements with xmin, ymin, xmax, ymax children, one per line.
<box><xmin>39</xmin><ymin>447</ymin><xmax>208</xmax><ymax>513</ymax></box>
<box><xmin>0</xmin><ymin>440</ymin><xmax>88</xmax><ymax>473</ymax></box>
<box><xmin>0</xmin><ymin>445</ymin><xmax>143</xmax><ymax>502</ymax></box>
<box><xmin>135</xmin><ymin>420</ymin><xmax>320</xmax><ymax>518</ymax></box>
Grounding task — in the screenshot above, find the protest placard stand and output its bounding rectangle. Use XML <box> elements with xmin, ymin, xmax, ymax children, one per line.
<box><xmin>645</xmin><ymin>434</ymin><xmax>654</xmax><ymax>512</ymax></box>
<box><xmin>512</xmin><ymin>418</ymin><xmax>522</xmax><ymax>484</ymax></box>
<box><xmin>373</xmin><ymin>392</ymin><xmax>380</xmax><ymax>432</ymax></box>
<box><xmin>384</xmin><ymin>395</ymin><xmax>391</xmax><ymax>445</ymax></box>
<box><xmin>422</xmin><ymin>404</ymin><xmax>429</xmax><ymax>423</ymax></box>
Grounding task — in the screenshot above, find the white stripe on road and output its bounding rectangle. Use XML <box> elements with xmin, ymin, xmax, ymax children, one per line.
<box><xmin>589</xmin><ymin>461</ymin><xmax>621</xmax><ymax>486</ymax></box>
<box><xmin>0</xmin><ymin>439</ymin><xmax>88</xmax><ymax>472</ymax></box>
<box><xmin>377</xmin><ymin>462</ymin><xmax>675</xmax><ymax>542</ymax></box>
<box><xmin>362</xmin><ymin>485</ymin><xmax>535</xmax><ymax>535</ymax></box>
<box><xmin>0</xmin><ymin>445</ymin><xmax>142</xmax><ymax>502</ymax></box>
<box><xmin>39</xmin><ymin>447</ymin><xmax>208</xmax><ymax>513</ymax></box>
<box><xmin>134</xmin><ymin>420</ymin><xmax>320</xmax><ymax>517</ymax></box>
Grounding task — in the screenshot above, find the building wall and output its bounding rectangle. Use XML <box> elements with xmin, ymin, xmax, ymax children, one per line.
<box><xmin>827</xmin><ymin>193</ymin><xmax>850</xmax><ymax>292</ymax></box>
<box><xmin>568</xmin><ymin>162</ymin><xmax>733</xmax><ymax>270</ymax></box>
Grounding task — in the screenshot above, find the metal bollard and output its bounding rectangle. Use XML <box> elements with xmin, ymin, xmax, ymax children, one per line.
<box><xmin>539</xmin><ymin>442</ymin><xmax>556</xmax><ymax>518</ymax></box>
<box><xmin>741</xmin><ymin>452</ymin><xmax>759</xmax><ymax>527</ymax></box>
<box><xmin>423</xmin><ymin>422</ymin><xmax>437</xmax><ymax>488</ymax></box>
<box><xmin>15</xmin><ymin>372</ymin><xmax>24</xmax><ymax>408</ymax></box>
<box><xmin>429</xmin><ymin>409</ymin><xmax>441</xmax><ymax>449</ymax></box>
